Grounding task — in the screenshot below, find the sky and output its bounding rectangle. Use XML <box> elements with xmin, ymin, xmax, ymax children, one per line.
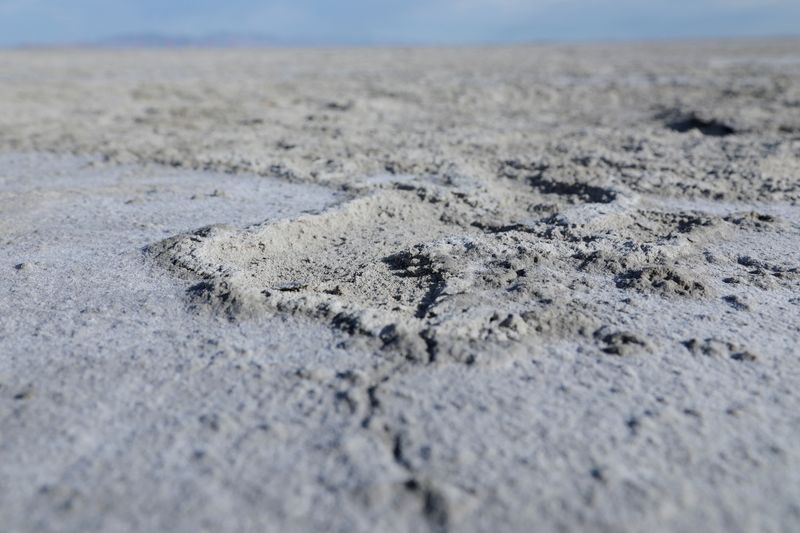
<box><xmin>0</xmin><ymin>0</ymin><xmax>798</xmax><ymax>47</ymax></box>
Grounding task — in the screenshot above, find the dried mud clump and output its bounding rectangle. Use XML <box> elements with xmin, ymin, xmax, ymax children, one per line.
<box><xmin>615</xmin><ymin>266</ymin><xmax>710</xmax><ymax>298</ymax></box>
<box><xmin>723</xmin><ymin>212</ymin><xmax>778</xmax><ymax>232</ymax></box>
<box><xmin>594</xmin><ymin>327</ymin><xmax>652</xmax><ymax>356</ymax></box>
<box><xmin>682</xmin><ymin>338</ymin><xmax>757</xmax><ymax>362</ymax></box>
<box><xmin>724</xmin><ymin>255</ymin><xmax>800</xmax><ymax>290</ymax></box>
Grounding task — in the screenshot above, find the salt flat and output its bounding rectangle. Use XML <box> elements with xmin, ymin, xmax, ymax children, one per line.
<box><xmin>1</xmin><ymin>41</ymin><xmax>799</xmax><ymax>532</ymax></box>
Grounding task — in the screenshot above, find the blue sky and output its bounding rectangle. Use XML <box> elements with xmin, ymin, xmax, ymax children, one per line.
<box><xmin>0</xmin><ymin>0</ymin><xmax>798</xmax><ymax>46</ymax></box>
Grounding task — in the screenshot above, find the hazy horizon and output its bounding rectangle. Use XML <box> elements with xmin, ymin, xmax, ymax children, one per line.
<box><xmin>1</xmin><ymin>0</ymin><xmax>799</xmax><ymax>48</ymax></box>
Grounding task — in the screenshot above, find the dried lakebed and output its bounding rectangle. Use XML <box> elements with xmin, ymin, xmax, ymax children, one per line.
<box><xmin>2</xmin><ymin>41</ymin><xmax>800</xmax><ymax>532</ymax></box>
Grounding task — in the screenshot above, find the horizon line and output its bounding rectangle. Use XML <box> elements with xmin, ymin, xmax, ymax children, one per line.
<box><xmin>4</xmin><ymin>32</ymin><xmax>800</xmax><ymax>51</ymax></box>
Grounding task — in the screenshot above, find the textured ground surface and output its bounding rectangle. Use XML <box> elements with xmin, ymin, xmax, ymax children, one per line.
<box><xmin>1</xmin><ymin>40</ymin><xmax>800</xmax><ymax>532</ymax></box>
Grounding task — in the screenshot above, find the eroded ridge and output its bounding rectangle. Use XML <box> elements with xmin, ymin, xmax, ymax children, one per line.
<box><xmin>146</xmin><ymin>170</ymin><xmax>793</xmax><ymax>364</ymax></box>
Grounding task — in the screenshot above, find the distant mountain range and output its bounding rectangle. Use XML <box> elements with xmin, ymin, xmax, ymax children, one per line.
<box><xmin>94</xmin><ymin>32</ymin><xmax>279</xmax><ymax>47</ymax></box>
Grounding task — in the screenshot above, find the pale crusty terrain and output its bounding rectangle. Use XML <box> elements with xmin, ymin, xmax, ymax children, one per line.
<box><xmin>1</xmin><ymin>40</ymin><xmax>800</xmax><ymax>532</ymax></box>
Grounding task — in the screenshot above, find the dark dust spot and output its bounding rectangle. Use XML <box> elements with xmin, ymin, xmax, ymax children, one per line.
<box><xmin>360</xmin><ymin>382</ymin><xmax>382</xmax><ymax>429</ymax></box>
<box><xmin>379</xmin><ymin>324</ymin><xmax>400</xmax><ymax>347</ymax></box>
<box><xmin>723</xmin><ymin>294</ymin><xmax>749</xmax><ymax>311</ymax></box>
<box><xmin>528</xmin><ymin>176</ymin><xmax>617</xmax><ymax>204</ymax></box>
<box><xmin>187</xmin><ymin>281</ymin><xmax>215</xmax><ymax>296</ymax></box>
<box><xmin>738</xmin><ymin>255</ymin><xmax>797</xmax><ymax>275</ymax></box>
<box><xmin>737</xmin><ymin>256</ymin><xmax>761</xmax><ymax>268</ymax></box>
<box><xmin>422</xmin><ymin>487</ymin><xmax>450</xmax><ymax>533</ymax></box>
<box><xmin>470</xmin><ymin>221</ymin><xmax>532</xmax><ymax>234</ymax></box>
<box><xmin>626</xmin><ymin>416</ymin><xmax>641</xmax><ymax>434</ymax></box>
<box><xmin>499</xmin><ymin>159</ymin><xmax>617</xmax><ymax>203</ymax></box>
<box><xmin>400</xmin><ymin>477</ymin><xmax>450</xmax><ymax>533</ymax></box>
<box><xmin>384</xmin><ymin>250</ymin><xmax>435</xmax><ymax>278</ymax></box>
<box><xmin>392</xmin><ymin>433</ymin><xmax>413</xmax><ymax>471</ymax></box>
<box><xmin>334</xmin><ymin>390</ymin><xmax>357</xmax><ymax>414</ymax></box>
<box><xmin>13</xmin><ymin>387</ymin><xmax>32</xmax><ymax>401</ymax></box>
<box><xmin>674</xmin><ymin>215</ymin><xmax>713</xmax><ymax>234</ymax></box>
<box><xmin>724</xmin><ymin>212</ymin><xmax>775</xmax><ymax>229</ymax></box>
<box><xmin>682</xmin><ymin>337</ymin><xmax>757</xmax><ymax>362</ymax></box>
<box><xmin>324</xmin><ymin>101</ymin><xmax>353</xmax><ymax>111</ymax></box>
<box><xmin>384</xmin><ymin>250</ymin><xmax>446</xmax><ymax>319</ymax></box>
<box><xmin>615</xmin><ymin>267</ymin><xmax>707</xmax><ymax>298</ymax></box>
<box><xmin>590</xmin><ymin>467</ymin><xmax>607</xmax><ymax>483</ymax></box>
<box><xmin>272</xmin><ymin>281</ymin><xmax>307</xmax><ymax>292</ymax></box>
<box><xmin>239</xmin><ymin>117</ymin><xmax>264</xmax><ymax>126</ymax></box>
<box><xmin>331</xmin><ymin>313</ymin><xmax>363</xmax><ymax>334</ymax></box>
<box><xmin>664</xmin><ymin>112</ymin><xmax>735</xmax><ymax>137</ymax></box>
<box><xmin>420</xmin><ymin>330</ymin><xmax>439</xmax><ymax>364</ymax></box>
<box><xmin>415</xmin><ymin>281</ymin><xmax>445</xmax><ymax>320</ymax></box>
<box><xmin>404</xmin><ymin>478</ymin><xmax>420</xmax><ymax>491</ymax></box>
<box><xmin>730</xmin><ymin>351</ymin><xmax>757</xmax><ymax>362</ymax></box>
<box><xmin>198</xmin><ymin>413</ymin><xmax>220</xmax><ymax>432</ymax></box>
<box><xmin>594</xmin><ymin>327</ymin><xmax>650</xmax><ymax>356</ymax></box>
